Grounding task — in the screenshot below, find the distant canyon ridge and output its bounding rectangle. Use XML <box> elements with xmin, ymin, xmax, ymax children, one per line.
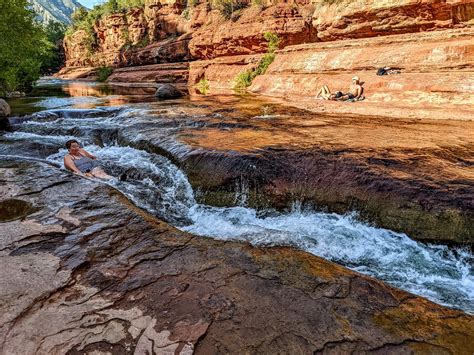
<box><xmin>32</xmin><ymin>0</ymin><xmax>83</xmax><ymax>23</ymax></box>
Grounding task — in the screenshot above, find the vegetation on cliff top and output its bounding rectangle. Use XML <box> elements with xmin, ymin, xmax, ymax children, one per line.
<box><xmin>68</xmin><ymin>0</ymin><xmax>261</xmax><ymax>52</ymax></box>
<box><xmin>0</xmin><ymin>0</ymin><xmax>61</xmax><ymax>96</ymax></box>
<box><xmin>67</xmin><ymin>0</ymin><xmax>146</xmax><ymax>37</ymax></box>
<box><xmin>211</xmin><ymin>0</ymin><xmax>249</xmax><ymax>20</ymax></box>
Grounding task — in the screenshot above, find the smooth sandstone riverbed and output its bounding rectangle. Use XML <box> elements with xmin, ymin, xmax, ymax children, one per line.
<box><xmin>0</xmin><ymin>159</ymin><xmax>473</xmax><ymax>354</ymax></box>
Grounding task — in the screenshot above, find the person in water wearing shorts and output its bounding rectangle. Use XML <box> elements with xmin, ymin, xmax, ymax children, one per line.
<box><xmin>64</xmin><ymin>139</ymin><xmax>113</xmax><ymax>179</ymax></box>
<box><xmin>316</xmin><ymin>76</ymin><xmax>364</xmax><ymax>101</ymax></box>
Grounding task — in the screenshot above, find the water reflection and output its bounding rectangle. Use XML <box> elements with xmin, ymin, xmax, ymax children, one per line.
<box><xmin>6</xmin><ymin>78</ymin><xmax>156</xmax><ymax>116</ymax></box>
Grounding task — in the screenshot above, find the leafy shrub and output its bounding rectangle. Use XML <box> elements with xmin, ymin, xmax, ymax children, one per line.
<box><xmin>182</xmin><ymin>8</ymin><xmax>190</xmax><ymax>19</ymax></box>
<box><xmin>195</xmin><ymin>78</ymin><xmax>210</xmax><ymax>95</ymax></box>
<box><xmin>135</xmin><ymin>36</ymin><xmax>149</xmax><ymax>48</ymax></box>
<box><xmin>117</xmin><ymin>0</ymin><xmax>145</xmax><ymax>10</ymax></box>
<box><xmin>251</xmin><ymin>0</ymin><xmax>264</xmax><ymax>9</ymax></box>
<box><xmin>233</xmin><ymin>70</ymin><xmax>254</xmax><ymax>89</ymax></box>
<box><xmin>233</xmin><ymin>32</ymin><xmax>279</xmax><ymax>89</ymax></box>
<box><xmin>121</xmin><ymin>27</ymin><xmax>130</xmax><ymax>44</ymax></box>
<box><xmin>97</xmin><ymin>66</ymin><xmax>114</xmax><ymax>82</ymax></box>
<box><xmin>263</xmin><ymin>31</ymin><xmax>280</xmax><ymax>53</ymax></box>
<box><xmin>212</xmin><ymin>0</ymin><xmax>248</xmax><ymax>20</ymax></box>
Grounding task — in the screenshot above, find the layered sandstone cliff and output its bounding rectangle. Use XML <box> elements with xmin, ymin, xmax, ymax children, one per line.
<box><xmin>63</xmin><ymin>0</ymin><xmax>474</xmax><ymax>67</ymax></box>
<box><xmin>64</xmin><ymin>0</ymin><xmax>191</xmax><ymax>67</ymax></box>
<box><xmin>62</xmin><ymin>0</ymin><xmax>473</xmax><ymax>116</ymax></box>
<box><xmin>63</xmin><ymin>0</ymin><xmax>318</xmax><ymax>67</ymax></box>
<box><xmin>312</xmin><ymin>0</ymin><xmax>474</xmax><ymax>41</ymax></box>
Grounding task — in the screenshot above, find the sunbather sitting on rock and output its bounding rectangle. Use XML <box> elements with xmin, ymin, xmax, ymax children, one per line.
<box><xmin>316</xmin><ymin>76</ymin><xmax>364</xmax><ymax>101</ymax></box>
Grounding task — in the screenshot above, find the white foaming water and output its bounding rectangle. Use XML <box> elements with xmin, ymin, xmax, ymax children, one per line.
<box><xmin>20</xmin><ymin>107</ymin><xmax>145</xmax><ymax>131</ymax></box>
<box><xmin>3</xmin><ymin>103</ymin><xmax>473</xmax><ymax>314</ymax></box>
<box><xmin>4</xmin><ymin>131</ymin><xmax>79</xmax><ymax>145</ymax></box>
<box><xmin>183</xmin><ymin>204</ymin><xmax>474</xmax><ymax>313</ymax></box>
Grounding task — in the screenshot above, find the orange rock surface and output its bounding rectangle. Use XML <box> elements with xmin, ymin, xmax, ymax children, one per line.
<box><xmin>312</xmin><ymin>0</ymin><xmax>474</xmax><ymax>41</ymax></box>
<box><xmin>249</xmin><ymin>27</ymin><xmax>474</xmax><ymax>120</ymax></box>
<box><xmin>188</xmin><ymin>3</ymin><xmax>316</xmax><ymax>59</ymax></box>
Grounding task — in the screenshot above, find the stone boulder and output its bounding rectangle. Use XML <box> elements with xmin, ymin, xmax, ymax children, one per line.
<box><xmin>0</xmin><ymin>99</ymin><xmax>11</xmax><ymax>117</ymax></box>
<box><xmin>155</xmin><ymin>83</ymin><xmax>183</xmax><ymax>99</ymax></box>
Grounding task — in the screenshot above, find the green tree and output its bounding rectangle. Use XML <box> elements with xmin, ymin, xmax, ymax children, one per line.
<box><xmin>117</xmin><ymin>0</ymin><xmax>145</xmax><ymax>10</ymax></box>
<box><xmin>233</xmin><ymin>32</ymin><xmax>280</xmax><ymax>89</ymax></box>
<box><xmin>0</xmin><ymin>0</ymin><xmax>52</xmax><ymax>96</ymax></box>
<box><xmin>71</xmin><ymin>7</ymin><xmax>88</xmax><ymax>23</ymax></box>
<box><xmin>45</xmin><ymin>21</ymin><xmax>67</xmax><ymax>44</ymax></box>
<box><xmin>105</xmin><ymin>0</ymin><xmax>119</xmax><ymax>13</ymax></box>
<box><xmin>41</xmin><ymin>21</ymin><xmax>67</xmax><ymax>74</ymax></box>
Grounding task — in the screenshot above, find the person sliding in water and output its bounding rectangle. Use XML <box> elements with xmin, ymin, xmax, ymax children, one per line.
<box><xmin>64</xmin><ymin>139</ymin><xmax>113</xmax><ymax>179</ymax></box>
<box><xmin>316</xmin><ymin>76</ymin><xmax>364</xmax><ymax>101</ymax></box>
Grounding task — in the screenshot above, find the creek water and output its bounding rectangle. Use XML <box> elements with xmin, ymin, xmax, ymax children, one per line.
<box><xmin>2</xmin><ymin>79</ymin><xmax>473</xmax><ymax>314</ymax></box>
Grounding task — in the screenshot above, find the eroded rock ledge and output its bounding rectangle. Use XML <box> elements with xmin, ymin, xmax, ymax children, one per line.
<box><xmin>0</xmin><ymin>159</ymin><xmax>473</xmax><ymax>354</ymax></box>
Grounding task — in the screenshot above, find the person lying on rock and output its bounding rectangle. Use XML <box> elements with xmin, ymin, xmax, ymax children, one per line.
<box><xmin>64</xmin><ymin>139</ymin><xmax>113</xmax><ymax>179</ymax></box>
<box><xmin>316</xmin><ymin>76</ymin><xmax>364</xmax><ymax>101</ymax></box>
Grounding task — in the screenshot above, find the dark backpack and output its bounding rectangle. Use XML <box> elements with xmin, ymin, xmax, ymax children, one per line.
<box><xmin>377</xmin><ymin>67</ymin><xmax>387</xmax><ymax>76</ymax></box>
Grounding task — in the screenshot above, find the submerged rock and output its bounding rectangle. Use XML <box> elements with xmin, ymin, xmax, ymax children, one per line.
<box><xmin>0</xmin><ymin>99</ymin><xmax>11</xmax><ymax>117</ymax></box>
<box><xmin>0</xmin><ymin>158</ymin><xmax>473</xmax><ymax>353</ymax></box>
<box><xmin>155</xmin><ymin>84</ymin><xmax>183</xmax><ymax>99</ymax></box>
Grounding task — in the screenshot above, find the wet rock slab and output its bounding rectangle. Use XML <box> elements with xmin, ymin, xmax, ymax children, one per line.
<box><xmin>0</xmin><ymin>159</ymin><xmax>473</xmax><ymax>354</ymax></box>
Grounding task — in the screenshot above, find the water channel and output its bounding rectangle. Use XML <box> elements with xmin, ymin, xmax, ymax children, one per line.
<box><xmin>1</xmin><ymin>78</ymin><xmax>473</xmax><ymax>313</ymax></box>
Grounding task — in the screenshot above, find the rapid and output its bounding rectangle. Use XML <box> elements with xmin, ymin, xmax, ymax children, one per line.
<box><xmin>1</xmin><ymin>79</ymin><xmax>473</xmax><ymax>314</ymax></box>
